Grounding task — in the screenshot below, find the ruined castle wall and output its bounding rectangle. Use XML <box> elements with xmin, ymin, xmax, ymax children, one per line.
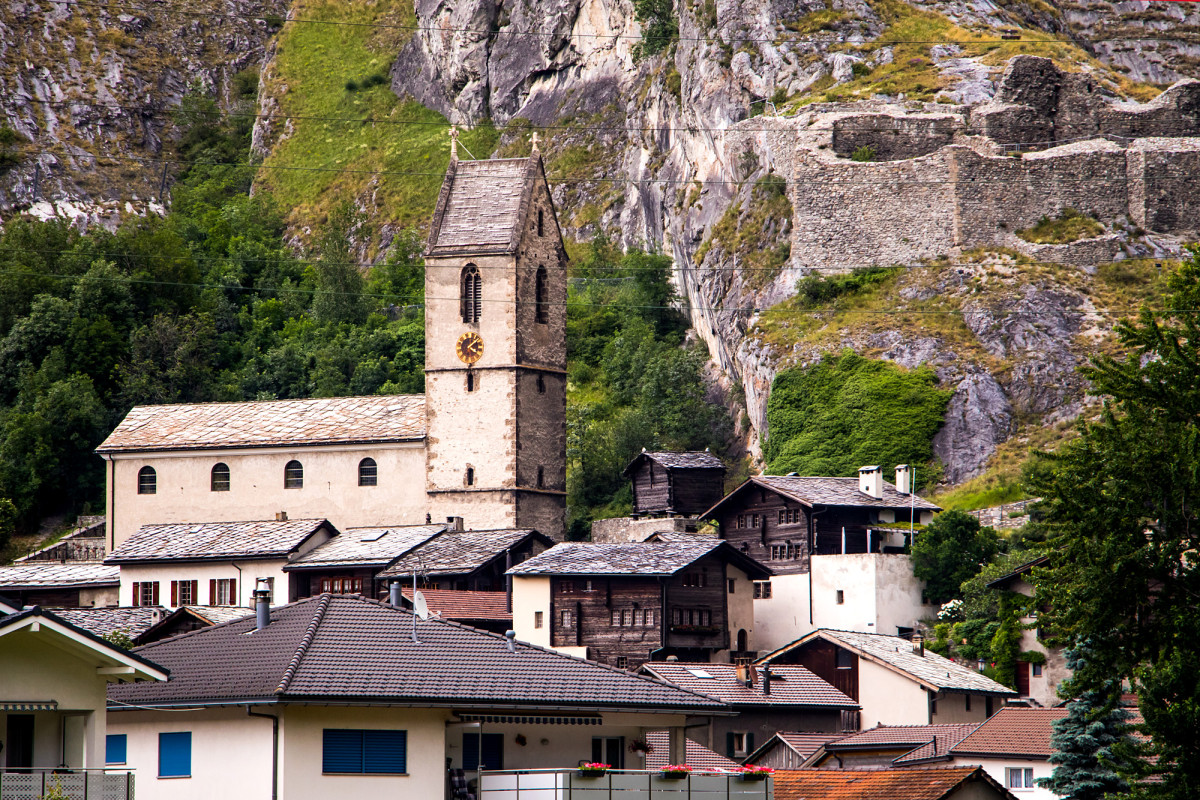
<box><xmin>1126</xmin><ymin>138</ymin><xmax>1200</xmax><ymax>233</ymax></box>
<box><xmin>831</xmin><ymin>114</ymin><xmax>961</xmax><ymax>161</ymax></box>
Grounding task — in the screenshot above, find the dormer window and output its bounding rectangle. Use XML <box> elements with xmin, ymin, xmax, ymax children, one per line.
<box><xmin>461</xmin><ymin>265</ymin><xmax>482</xmax><ymax>324</ymax></box>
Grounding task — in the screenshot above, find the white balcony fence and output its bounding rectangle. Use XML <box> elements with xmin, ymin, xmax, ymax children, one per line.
<box><xmin>479</xmin><ymin>768</ymin><xmax>771</xmax><ymax>800</ymax></box>
<box><xmin>0</xmin><ymin>769</ymin><xmax>134</xmax><ymax>800</ymax></box>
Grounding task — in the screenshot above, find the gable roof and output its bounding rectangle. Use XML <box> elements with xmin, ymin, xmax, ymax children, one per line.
<box><xmin>641</xmin><ymin>662</ymin><xmax>857</xmax><ymax>708</ymax></box>
<box><xmin>0</xmin><ymin>562</ymin><xmax>119</xmax><ymax>590</ymax></box>
<box><xmin>426</xmin><ymin>155</ymin><xmax>562</xmax><ymax>257</ymax></box>
<box><xmin>644</xmin><ymin>730</ymin><xmax>741</xmax><ymax>771</ymax></box>
<box><xmin>759</xmin><ymin>630</ymin><xmax>1017</xmax><ymax>697</ymax></box>
<box><xmin>134</xmin><ymin>605</ymin><xmax>254</xmax><ymax>646</ymax></box>
<box><xmin>108</xmin><ymin>594</ymin><xmax>729</xmax><ymax>714</ymax></box>
<box><xmin>285</xmin><ymin>524</ymin><xmax>446</xmax><ymax>571</ymax></box>
<box><xmin>507</xmin><ymin>540</ymin><xmax>771</xmax><ymax>579</ymax></box>
<box><xmin>48</xmin><ymin>606</ymin><xmax>167</xmax><ymax>640</ymax></box>
<box><xmin>0</xmin><ymin>606</ymin><xmax>168</xmax><ymax>683</ymax></box>
<box><xmin>949</xmin><ymin>707</ymin><xmax>1068</xmax><ymax>758</ymax></box>
<box><xmin>819</xmin><ymin>723</ymin><xmax>981</xmax><ymax>766</ymax></box>
<box><xmin>106</xmin><ymin>519</ymin><xmax>336</xmax><ymax>564</ymax></box>
<box><xmin>774</xmin><ymin>767</ymin><xmax>1015</xmax><ymax>800</ymax></box>
<box><xmin>703</xmin><ymin>476</ymin><xmax>940</xmax><ymax>519</ymax></box>
<box><xmin>378</xmin><ymin>529</ymin><xmax>551</xmax><ymax>579</ymax></box>
<box><xmin>96</xmin><ymin>395</ymin><xmax>426</xmax><ymax>454</ymax></box>
<box><xmin>623</xmin><ymin>450</ymin><xmax>726</xmax><ymax>477</ymax></box>
<box><xmin>400</xmin><ymin>589</ymin><xmax>511</xmax><ymax>621</ymax></box>
<box><xmin>744</xmin><ymin>732</ymin><xmax>847</xmax><ymax>766</ymax></box>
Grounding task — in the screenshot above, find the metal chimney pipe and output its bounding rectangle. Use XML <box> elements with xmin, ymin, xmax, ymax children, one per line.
<box><xmin>253</xmin><ymin>579</ymin><xmax>271</xmax><ymax>631</ymax></box>
<box><xmin>389</xmin><ymin>580</ymin><xmax>402</xmax><ymax>607</ymax></box>
<box><xmin>762</xmin><ymin>666</ymin><xmax>772</xmax><ymax>696</ymax></box>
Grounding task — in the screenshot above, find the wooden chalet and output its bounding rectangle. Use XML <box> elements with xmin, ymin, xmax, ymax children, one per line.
<box><xmin>623</xmin><ymin>450</ymin><xmax>727</xmax><ymax>517</ymax></box>
<box><xmin>377</xmin><ymin>528</ymin><xmax>553</xmax><ymax>591</ymax></box>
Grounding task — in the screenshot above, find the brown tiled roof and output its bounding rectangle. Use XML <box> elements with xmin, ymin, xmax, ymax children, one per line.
<box><xmin>508</xmin><ymin>541</ymin><xmax>770</xmax><ymax>579</ymax></box>
<box><xmin>379</xmin><ymin>529</ymin><xmax>551</xmax><ymax>578</ymax></box>
<box><xmin>0</xmin><ymin>563</ymin><xmax>119</xmax><ymax>589</ymax></box>
<box><xmin>759</xmin><ymin>630</ymin><xmax>1017</xmax><ymax>696</ymax></box>
<box><xmin>427</xmin><ymin>157</ymin><xmax>544</xmax><ymax>257</ymax></box>
<box><xmin>623</xmin><ymin>451</ymin><xmax>726</xmax><ymax>476</ymax></box>
<box><xmin>950</xmin><ymin>707</ymin><xmax>1068</xmax><ymax>758</ymax></box>
<box><xmin>824</xmin><ymin>724</ymin><xmax>980</xmax><ymax>765</ymax></box>
<box><xmin>774</xmin><ymin>767</ymin><xmax>1012</xmax><ymax>800</ymax></box>
<box><xmin>285</xmin><ymin>525</ymin><xmax>445</xmax><ymax>570</ymax></box>
<box><xmin>641</xmin><ymin>662</ymin><xmax>857</xmax><ymax>708</ymax></box>
<box><xmin>108</xmin><ymin>594</ymin><xmax>729</xmax><ymax>713</ymax></box>
<box><xmin>49</xmin><ymin>606</ymin><xmax>167</xmax><ymax>639</ymax></box>
<box><xmin>749</xmin><ymin>732</ymin><xmax>846</xmax><ymax>764</ymax></box>
<box><xmin>96</xmin><ymin>395</ymin><xmax>425</xmax><ymax>453</ymax></box>
<box><xmin>644</xmin><ymin>731</ymin><xmax>741</xmax><ymax>771</ymax></box>
<box><xmin>106</xmin><ymin>519</ymin><xmax>335</xmax><ymax>564</ymax></box>
<box><xmin>401</xmin><ymin>589</ymin><xmax>511</xmax><ymax>621</ymax></box>
<box><xmin>704</xmin><ymin>476</ymin><xmax>939</xmax><ymax>518</ymax></box>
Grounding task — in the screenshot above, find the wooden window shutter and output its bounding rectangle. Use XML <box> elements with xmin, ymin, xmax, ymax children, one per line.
<box><xmin>210</xmin><ymin>579</ymin><xmax>217</xmax><ymax>604</ymax></box>
<box><xmin>171</xmin><ymin>581</ymin><xmax>178</xmax><ymax>606</ymax></box>
<box><xmin>151</xmin><ymin>582</ymin><xmax>160</xmax><ymax>605</ymax></box>
<box><xmin>191</xmin><ymin>581</ymin><xmax>198</xmax><ymax>604</ymax></box>
<box><xmin>746</xmin><ymin>732</ymin><xmax>754</xmax><ymax>755</ymax></box>
<box><xmin>132</xmin><ymin>582</ymin><xmax>140</xmax><ymax>606</ymax></box>
<box><xmin>726</xmin><ymin>732</ymin><xmax>736</xmax><ymax>758</ymax></box>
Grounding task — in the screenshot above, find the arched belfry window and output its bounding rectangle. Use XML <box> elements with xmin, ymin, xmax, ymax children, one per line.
<box><xmin>211</xmin><ymin>463</ymin><xmax>230</xmax><ymax>492</ymax></box>
<box><xmin>285</xmin><ymin>460</ymin><xmax>304</xmax><ymax>489</ymax></box>
<box><xmin>138</xmin><ymin>466</ymin><xmax>157</xmax><ymax>495</ymax></box>
<box><xmin>461</xmin><ymin>265</ymin><xmax>482</xmax><ymax>324</ymax></box>
<box><xmin>359</xmin><ymin>457</ymin><xmax>377</xmax><ymax>487</ymax></box>
<box><xmin>535</xmin><ymin>265</ymin><xmax>548</xmax><ymax>324</ymax></box>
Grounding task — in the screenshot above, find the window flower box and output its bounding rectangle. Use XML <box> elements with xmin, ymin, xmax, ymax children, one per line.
<box><xmin>577</xmin><ymin>763</ymin><xmax>609</xmax><ymax>778</ymax></box>
<box><xmin>660</xmin><ymin>765</ymin><xmax>692</xmax><ymax>780</ymax></box>
<box><xmin>736</xmin><ymin>766</ymin><xmax>773</xmax><ymax>782</ymax></box>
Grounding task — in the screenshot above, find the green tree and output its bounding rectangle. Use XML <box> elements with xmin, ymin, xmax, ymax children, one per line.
<box><xmin>1027</xmin><ymin>246</ymin><xmax>1200</xmax><ymax>796</ymax></box>
<box><xmin>910</xmin><ymin>509</ymin><xmax>1000</xmax><ymax>605</ymax></box>
<box><xmin>0</xmin><ymin>497</ymin><xmax>16</xmax><ymax>551</ymax></box>
<box><xmin>310</xmin><ymin>203</ymin><xmax>369</xmax><ymax>325</ymax></box>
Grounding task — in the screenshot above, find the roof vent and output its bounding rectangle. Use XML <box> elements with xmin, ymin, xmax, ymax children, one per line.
<box><xmin>275</xmin><ymin>511</ymin><xmax>288</xmax><ymax>522</ymax></box>
<box><xmin>446</xmin><ymin>516</ymin><xmax>464</xmax><ymax>532</ymax></box>
<box><xmin>253</xmin><ymin>578</ymin><xmax>272</xmax><ymax>630</ymax></box>
<box><xmin>666</xmin><ymin>655</ymin><xmax>679</xmax><ymax>662</ymax></box>
<box><xmin>912</xmin><ymin>635</ymin><xmax>925</xmax><ymax>657</ymax></box>
<box><xmin>858</xmin><ymin>466</ymin><xmax>883</xmax><ymax>500</ymax></box>
<box><xmin>389</xmin><ymin>580</ymin><xmax>402</xmax><ymax>607</ymax></box>
<box><xmin>505</xmin><ymin>630</ymin><xmax>516</xmax><ymax>653</ymax></box>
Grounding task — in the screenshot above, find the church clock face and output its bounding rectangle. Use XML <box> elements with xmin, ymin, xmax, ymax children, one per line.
<box><xmin>455</xmin><ymin>331</ymin><xmax>484</xmax><ymax>364</ymax></box>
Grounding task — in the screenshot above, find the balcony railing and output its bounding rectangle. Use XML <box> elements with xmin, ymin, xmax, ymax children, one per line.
<box><xmin>478</xmin><ymin>768</ymin><xmax>771</xmax><ymax>800</ymax></box>
<box><xmin>0</xmin><ymin>769</ymin><xmax>133</xmax><ymax>800</ymax></box>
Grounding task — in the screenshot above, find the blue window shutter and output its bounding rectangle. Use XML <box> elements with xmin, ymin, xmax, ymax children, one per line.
<box><xmin>323</xmin><ymin>730</ymin><xmax>363</xmax><ymax>773</ymax></box>
<box><xmin>158</xmin><ymin>732</ymin><xmax>191</xmax><ymax>777</ymax></box>
<box><xmin>463</xmin><ymin>734</ymin><xmax>480</xmax><ymax>771</ymax></box>
<box><xmin>363</xmin><ymin>730</ymin><xmax>407</xmax><ymax>774</ymax></box>
<box><xmin>105</xmin><ymin>734</ymin><xmax>127</xmax><ymax>765</ymax></box>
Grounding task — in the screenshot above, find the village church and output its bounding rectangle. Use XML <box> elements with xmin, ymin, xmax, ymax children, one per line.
<box><xmin>96</xmin><ymin>136</ymin><xmax>568</xmax><ymax>553</ymax></box>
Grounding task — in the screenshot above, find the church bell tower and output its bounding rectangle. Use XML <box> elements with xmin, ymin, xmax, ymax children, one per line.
<box><xmin>422</xmin><ymin>130</ymin><xmax>567</xmax><ymax>540</ymax></box>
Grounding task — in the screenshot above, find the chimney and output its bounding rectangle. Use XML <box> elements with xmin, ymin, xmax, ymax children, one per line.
<box><xmin>389</xmin><ymin>579</ymin><xmax>402</xmax><ymax>607</ymax></box>
<box><xmin>912</xmin><ymin>635</ymin><xmax>925</xmax><ymax>657</ymax></box>
<box><xmin>446</xmin><ymin>516</ymin><xmax>464</xmax><ymax>532</ymax></box>
<box><xmin>858</xmin><ymin>466</ymin><xmax>883</xmax><ymax>500</ymax></box>
<box><xmin>253</xmin><ymin>578</ymin><xmax>271</xmax><ymax>631</ymax></box>
<box><xmin>895</xmin><ymin>464</ymin><xmax>911</xmax><ymax>496</ymax></box>
<box><xmin>275</xmin><ymin>511</ymin><xmax>288</xmax><ymax>522</ymax></box>
<box><xmin>762</xmin><ymin>666</ymin><xmax>772</xmax><ymax>696</ymax></box>
<box><xmin>736</xmin><ymin>662</ymin><xmax>748</xmax><ymax>683</ymax></box>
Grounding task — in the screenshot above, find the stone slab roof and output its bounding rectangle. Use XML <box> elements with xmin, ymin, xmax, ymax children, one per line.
<box><xmin>641</xmin><ymin>662</ymin><xmax>858</xmax><ymax>708</ymax></box>
<box><xmin>184</xmin><ymin>605</ymin><xmax>256</xmax><ymax>625</ymax></box>
<box><xmin>949</xmin><ymin>707</ymin><xmax>1068</xmax><ymax>758</ymax></box>
<box><xmin>760</xmin><ymin>630</ymin><xmax>1017</xmax><ymax>696</ymax></box>
<box><xmin>109</xmin><ymin>594</ymin><xmax>729</xmax><ymax>713</ymax></box>
<box><xmin>96</xmin><ymin>395</ymin><xmax>426</xmax><ymax>453</ymax></box>
<box><xmin>401</xmin><ymin>589</ymin><xmax>511</xmax><ymax>621</ymax></box>
<box><xmin>623</xmin><ymin>450</ymin><xmax>725</xmax><ymax>476</ymax></box>
<box><xmin>0</xmin><ymin>563</ymin><xmax>119</xmax><ymax>589</ymax></box>
<box><xmin>427</xmin><ymin>157</ymin><xmax>537</xmax><ymax>257</ymax></box>
<box><xmin>48</xmin><ymin>606</ymin><xmax>167</xmax><ymax>639</ymax></box>
<box><xmin>285</xmin><ymin>525</ymin><xmax>446</xmax><ymax>570</ymax></box>
<box><xmin>774</xmin><ymin>767</ymin><xmax>1009</xmax><ymax>800</ymax></box>
<box><xmin>508</xmin><ymin>540</ymin><xmax>723</xmax><ymax>576</ymax></box>
<box><xmin>378</xmin><ymin>529</ymin><xmax>549</xmax><ymax>578</ymax></box>
<box><xmin>825</xmin><ymin>723</ymin><xmax>980</xmax><ymax>765</ymax></box>
<box><xmin>755</xmin><ymin>476</ymin><xmax>940</xmax><ymax>510</ymax></box>
<box><xmin>644</xmin><ymin>730</ymin><xmax>740</xmax><ymax>771</ymax></box>
<box><xmin>106</xmin><ymin>519</ymin><xmax>335</xmax><ymax>564</ymax></box>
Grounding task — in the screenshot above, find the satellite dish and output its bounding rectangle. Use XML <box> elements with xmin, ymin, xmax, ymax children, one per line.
<box><xmin>414</xmin><ymin>591</ymin><xmax>430</xmax><ymax>620</ymax></box>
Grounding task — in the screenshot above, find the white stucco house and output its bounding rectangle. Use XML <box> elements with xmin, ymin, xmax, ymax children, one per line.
<box><xmin>945</xmin><ymin>707</ymin><xmax>1070</xmax><ymax>799</ymax></box>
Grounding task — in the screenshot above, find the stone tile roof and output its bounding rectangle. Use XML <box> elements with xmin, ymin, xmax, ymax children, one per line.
<box><xmin>106</xmin><ymin>519</ymin><xmax>336</xmax><ymax>564</ymax></box>
<box><xmin>48</xmin><ymin>606</ymin><xmax>167</xmax><ymax>639</ymax></box>
<box><xmin>759</xmin><ymin>630</ymin><xmax>1017</xmax><ymax>696</ymax></box>
<box><xmin>183</xmin><ymin>605</ymin><xmax>255</xmax><ymax>625</ymax></box>
<box><xmin>825</xmin><ymin>724</ymin><xmax>981</xmax><ymax>765</ymax></box>
<box><xmin>509</xmin><ymin>540</ymin><xmax>728</xmax><ymax>576</ymax></box>
<box><xmin>754</xmin><ymin>476</ymin><xmax>940</xmax><ymax>510</ymax></box>
<box><xmin>285</xmin><ymin>525</ymin><xmax>446</xmax><ymax>570</ymax></box>
<box><xmin>378</xmin><ymin>529</ymin><xmax>549</xmax><ymax>578</ymax></box>
<box><xmin>623</xmin><ymin>450</ymin><xmax>725</xmax><ymax>476</ymax></box>
<box><xmin>401</xmin><ymin>589</ymin><xmax>511</xmax><ymax>621</ymax></box>
<box><xmin>96</xmin><ymin>395</ymin><xmax>426</xmax><ymax>453</ymax></box>
<box><xmin>644</xmin><ymin>730</ymin><xmax>741</xmax><ymax>771</ymax></box>
<box><xmin>774</xmin><ymin>767</ymin><xmax>1008</xmax><ymax>800</ymax></box>
<box><xmin>641</xmin><ymin>662</ymin><xmax>857</xmax><ymax>708</ymax></box>
<box><xmin>949</xmin><ymin>707</ymin><xmax>1068</xmax><ymax>758</ymax></box>
<box><xmin>0</xmin><ymin>563</ymin><xmax>120</xmax><ymax>589</ymax></box>
<box><xmin>108</xmin><ymin>594</ymin><xmax>729</xmax><ymax>713</ymax></box>
<box><xmin>427</xmin><ymin>157</ymin><xmax>539</xmax><ymax>257</ymax></box>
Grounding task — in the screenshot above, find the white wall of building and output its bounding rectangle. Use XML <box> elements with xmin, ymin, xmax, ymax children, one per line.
<box><xmin>751</xmin><ymin>574</ymin><xmax>812</xmax><ymax>653</ymax></box>
<box><xmin>873</xmin><ymin>555</ymin><xmax>936</xmax><ymax>636</ymax></box>
<box><xmin>856</xmin><ymin>660</ymin><xmax>931</xmax><ymax>727</ymax></box>
<box><xmin>723</xmin><ymin>565</ymin><xmax>756</xmax><ymax>657</ymax></box>
<box><xmin>118</xmin><ymin>559</ymin><xmax>296</xmax><ymax>610</ymax></box>
<box><xmin>105</xmin><ymin>442</ymin><xmax>427</xmax><ymax>548</ymax></box>
<box><xmin>511</xmin><ymin>575</ymin><xmax>551</xmax><ymax>647</ymax></box>
<box><xmin>952</xmin><ymin>756</ymin><xmax>1057</xmax><ymax>799</ymax></box>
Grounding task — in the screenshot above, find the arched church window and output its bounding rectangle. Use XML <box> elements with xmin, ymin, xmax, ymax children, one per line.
<box><xmin>461</xmin><ymin>265</ymin><xmax>482</xmax><ymax>324</ymax></box>
<box><xmin>285</xmin><ymin>460</ymin><xmax>304</xmax><ymax>489</ymax></box>
<box><xmin>359</xmin><ymin>458</ymin><xmax>377</xmax><ymax>487</ymax></box>
<box><xmin>138</xmin><ymin>466</ymin><xmax>157</xmax><ymax>495</ymax></box>
<box><xmin>211</xmin><ymin>463</ymin><xmax>230</xmax><ymax>492</ymax></box>
<box><xmin>535</xmin><ymin>265</ymin><xmax>548</xmax><ymax>324</ymax></box>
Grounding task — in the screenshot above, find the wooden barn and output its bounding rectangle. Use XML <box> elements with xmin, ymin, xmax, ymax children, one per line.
<box><xmin>623</xmin><ymin>450</ymin><xmax>727</xmax><ymax>517</ymax></box>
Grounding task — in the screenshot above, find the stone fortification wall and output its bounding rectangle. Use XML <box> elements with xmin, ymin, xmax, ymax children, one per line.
<box><xmin>1127</xmin><ymin>138</ymin><xmax>1200</xmax><ymax>231</ymax></box>
<box><xmin>831</xmin><ymin>113</ymin><xmax>961</xmax><ymax>161</ymax></box>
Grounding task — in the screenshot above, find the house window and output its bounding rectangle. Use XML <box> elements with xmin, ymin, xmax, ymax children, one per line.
<box><xmin>466</xmin><ymin>372</ymin><xmax>476</xmax><ymax>392</ymax></box>
<box><xmin>538</xmin><ymin>208</ymin><xmax>545</xmax><ymax>237</ymax></box>
<box><xmin>836</xmin><ymin>590</ymin><xmax>844</xmax><ymax>605</ymax></box>
<box><xmin>466</xmin><ymin>467</ymin><xmax>475</xmax><ymax>486</ymax></box>
<box><xmin>727</xmin><ymin>732</ymin><xmax>753</xmax><ymax>758</ymax></box>
<box><xmin>133</xmin><ymin>581</ymin><xmax>159</xmax><ymax>607</ymax></box>
<box><xmin>323</xmin><ymin>729</ymin><xmax>407</xmax><ymax>774</ymax></box>
<box><xmin>751</xmin><ymin>514</ymin><xmax>759</xmax><ymax>528</ymax></box>
<box><xmin>560</xmin><ymin>580</ymin><xmax>575</xmax><ymax>594</ymax></box>
<box><xmin>171</xmin><ymin>580</ymin><xmax>198</xmax><ymax>606</ymax></box>
<box><xmin>644</xmin><ymin>609</ymin><xmax>654</xmax><ymax>626</ymax></box>
<box><xmin>561</xmin><ymin>609</ymin><xmax>573</xmax><ymax>627</ymax></box>
<box><xmin>753</xmin><ymin>581</ymin><xmax>772</xmax><ymax>599</ymax></box>
<box><xmin>616</xmin><ymin>656</ymin><xmax>628</xmax><ymax>669</ymax></box>
<box><xmin>1032</xmin><ymin>663</ymin><xmax>1043</xmax><ymax>677</ymax></box>
<box><xmin>728</xmin><ymin>579</ymin><xmax>736</xmax><ymax>594</ymax></box>
<box><xmin>138</xmin><ymin>466</ymin><xmax>156</xmax><ymax>495</ymax></box>
<box><xmin>584</xmin><ymin>580</ymin><xmax>594</xmax><ymax>591</ymax></box>
<box><xmin>592</xmin><ymin>737</ymin><xmax>624</xmax><ymax>769</ymax></box>
<box><xmin>1006</xmin><ymin>767</ymin><xmax>1035</xmax><ymax>789</ymax></box>
<box><xmin>965</xmin><ymin>694</ymin><xmax>972</xmax><ymax>712</ymax></box>
<box><xmin>535</xmin><ymin>265</ymin><xmax>548</xmax><ymax>324</ymax></box>
<box><xmin>537</xmin><ymin>375</ymin><xmax>546</xmax><ymax>394</ymax></box>
<box><xmin>537</xmin><ymin>466</ymin><xmax>545</xmax><ymax>489</ymax></box>
<box><xmin>319</xmin><ymin>577</ymin><xmax>362</xmax><ymax>594</ymax></box>
<box><xmin>106</xmin><ymin>734</ymin><xmax>127</xmax><ymax>765</ymax></box>
<box><xmin>158</xmin><ymin>732</ymin><xmax>191</xmax><ymax>778</ymax></box>
<box><xmin>284</xmin><ymin>460</ymin><xmax>303</xmax><ymax>489</ymax></box>
<box><xmin>534</xmin><ymin>611</ymin><xmax>544</xmax><ymax>629</ymax></box>
<box><xmin>836</xmin><ymin>648</ymin><xmax>854</xmax><ymax>669</ymax></box>
<box><xmin>211</xmin><ymin>578</ymin><xmax>237</xmax><ymax>606</ymax></box>
<box><xmin>210</xmin><ymin>463</ymin><xmax>230</xmax><ymax>492</ymax></box>
<box><xmin>736</xmin><ymin>515</ymin><xmax>745</xmax><ymax>529</ymax></box>
<box><xmin>358</xmin><ymin>458</ymin><xmax>377</xmax><ymax>487</ymax></box>
<box><xmin>463</xmin><ymin>732</ymin><xmax>504</xmax><ymax>771</ymax></box>
<box><xmin>461</xmin><ymin>265</ymin><xmax>482</xmax><ymax>324</ymax></box>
